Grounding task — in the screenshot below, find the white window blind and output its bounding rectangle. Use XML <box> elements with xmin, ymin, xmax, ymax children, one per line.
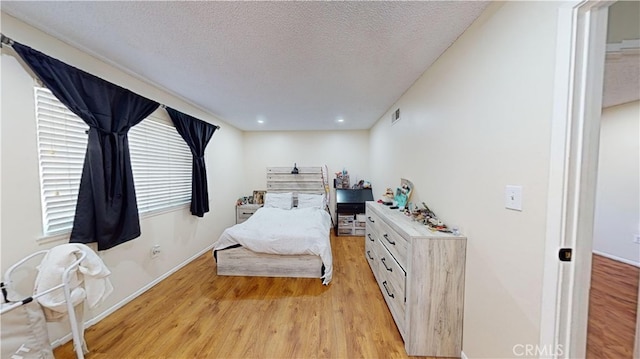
<box><xmin>128</xmin><ymin>116</ymin><xmax>192</xmax><ymax>213</ymax></box>
<box><xmin>35</xmin><ymin>87</ymin><xmax>192</xmax><ymax>236</ymax></box>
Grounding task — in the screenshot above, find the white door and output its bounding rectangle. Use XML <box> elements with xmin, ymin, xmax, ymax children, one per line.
<box><xmin>540</xmin><ymin>1</ymin><xmax>614</xmax><ymax>358</ymax></box>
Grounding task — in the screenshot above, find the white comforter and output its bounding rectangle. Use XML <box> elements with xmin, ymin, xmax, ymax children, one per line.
<box><xmin>213</xmin><ymin>207</ymin><xmax>333</xmax><ymax>284</ymax></box>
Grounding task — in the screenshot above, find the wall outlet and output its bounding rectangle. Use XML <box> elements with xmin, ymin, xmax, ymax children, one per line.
<box><xmin>151</xmin><ymin>245</ymin><xmax>161</xmax><ymax>258</ymax></box>
<box><xmin>634</xmin><ymin>235</ymin><xmax>640</xmax><ymax>244</ymax></box>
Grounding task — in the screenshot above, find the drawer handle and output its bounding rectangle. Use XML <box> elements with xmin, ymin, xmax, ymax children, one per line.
<box><xmin>383</xmin><ymin>234</ymin><xmax>395</xmax><ymax>245</ymax></box>
<box><xmin>367</xmin><ymin>233</ymin><xmax>374</xmax><ymax>242</ymax></box>
<box><xmin>242</xmin><ymin>212</ymin><xmax>253</xmax><ymax>215</ymax></box>
<box><xmin>367</xmin><ymin>216</ymin><xmax>375</xmax><ymax>223</ymax></box>
<box><xmin>381</xmin><ymin>258</ymin><xmax>392</xmax><ymax>272</ymax></box>
<box><xmin>382</xmin><ymin>281</ymin><xmax>395</xmax><ymax>298</ymax></box>
<box><xmin>367</xmin><ymin>250</ymin><xmax>374</xmax><ymax>260</ymax></box>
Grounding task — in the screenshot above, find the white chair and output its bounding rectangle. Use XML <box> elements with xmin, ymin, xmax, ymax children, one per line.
<box><xmin>1</xmin><ymin>249</ymin><xmax>88</xmax><ymax>359</ymax></box>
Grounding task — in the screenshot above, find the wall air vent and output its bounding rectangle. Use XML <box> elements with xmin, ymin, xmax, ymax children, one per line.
<box><xmin>391</xmin><ymin>108</ymin><xmax>400</xmax><ymax>125</ymax></box>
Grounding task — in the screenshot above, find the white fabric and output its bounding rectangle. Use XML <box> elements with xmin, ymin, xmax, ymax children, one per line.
<box><xmin>297</xmin><ymin>193</ymin><xmax>325</xmax><ymax>209</ymax></box>
<box><xmin>0</xmin><ymin>299</ymin><xmax>54</xmax><ymax>359</ymax></box>
<box><xmin>34</xmin><ymin>243</ymin><xmax>113</xmax><ymax>320</ymax></box>
<box><xmin>263</xmin><ymin>192</ymin><xmax>293</xmax><ymax>209</ymax></box>
<box><xmin>213</xmin><ymin>207</ymin><xmax>333</xmax><ymax>284</ymax></box>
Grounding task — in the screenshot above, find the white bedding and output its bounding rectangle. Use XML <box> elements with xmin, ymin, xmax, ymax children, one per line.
<box><xmin>213</xmin><ymin>207</ymin><xmax>333</xmax><ymax>284</ymax></box>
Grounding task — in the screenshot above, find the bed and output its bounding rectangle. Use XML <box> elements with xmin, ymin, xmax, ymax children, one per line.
<box><xmin>212</xmin><ymin>167</ymin><xmax>333</xmax><ymax>285</ymax></box>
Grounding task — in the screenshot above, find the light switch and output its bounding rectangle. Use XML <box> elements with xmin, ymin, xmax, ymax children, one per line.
<box><xmin>505</xmin><ymin>185</ymin><xmax>523</xmax><ymax>211</ymax></box>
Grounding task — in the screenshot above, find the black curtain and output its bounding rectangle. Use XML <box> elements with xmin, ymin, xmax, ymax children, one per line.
<box><xmin>166</xmin><ymin>107</ymin><xmax>217</xmax><ymax>217</ymax></box>
<box><xmin>13</xmin><ymin>42</ymin><xmax>159</xmax><ymax>250</ymax></box>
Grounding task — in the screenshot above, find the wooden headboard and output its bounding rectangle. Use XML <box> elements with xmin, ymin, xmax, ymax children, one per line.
<box><xmin>266</xmin><ymin>167</ymin><xmax>326</xmax><ymax>202</ymax></box>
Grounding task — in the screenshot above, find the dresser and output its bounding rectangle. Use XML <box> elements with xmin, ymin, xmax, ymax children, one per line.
<box><xmin>365</xmin><ymin>202</ymin><xmax>466</xmax><ymax>357</ymax></box>
<box><xmin>235</xmin><ymin>204</ymin><xmax>262</xmax><ymax>224</ymax></box>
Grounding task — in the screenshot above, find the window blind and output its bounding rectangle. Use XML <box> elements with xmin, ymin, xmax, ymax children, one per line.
<box><xmin>128</xmin><ymin>117</ymin><xmax>192</xmax><ymax>213</ymax></box>
<box><xmin>34</xmin><ymin>87</ymin><xmax>192</xmax><ymax>236</ymax></box>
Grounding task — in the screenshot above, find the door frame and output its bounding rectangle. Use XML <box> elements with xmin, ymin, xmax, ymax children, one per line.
<box><xmin>539</xmin><ymin>1</ymin><xmax>613</xmax><ymax>358</ymax></box>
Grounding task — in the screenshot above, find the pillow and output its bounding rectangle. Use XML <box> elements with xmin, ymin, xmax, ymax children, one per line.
<box><xmin>297</xmin><ymin>193</ymin><xmax>325</xmax><ymax>209</ymax></box>
<box><xmin>264</xmin><ymin>192</ymin><xmax>293</xmax><ymax>210</ymax></box>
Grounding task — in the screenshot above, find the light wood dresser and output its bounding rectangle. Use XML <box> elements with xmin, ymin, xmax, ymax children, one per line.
<box><xmin>365</xmin><ymin>201</ymin><xmax>466</xmax><ymax>357</ymax></box>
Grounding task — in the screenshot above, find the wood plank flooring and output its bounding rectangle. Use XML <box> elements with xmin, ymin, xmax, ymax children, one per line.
<box><xmin>54</xmin><ymin>234</ymin><xmax>430</xmax><ymax>359</ymax></box>
<box><xmin>586</xmin><ymin>254</ymin><xmax>639</xmax><ymax>359</ymax></box>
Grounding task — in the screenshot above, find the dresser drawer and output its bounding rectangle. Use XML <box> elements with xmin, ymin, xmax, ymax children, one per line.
<box><xmin>376</xmin><ymin>218</ymin><xmax>408</xmax><ymax>269</ymax></box>
<box><xmin>372</xmin><ymin>234</ymin><xmax>406</xmax><ymax>298</ymax></box>
<box><xmin>236</xmin><ymin>205</ymin><xmax>261</xmax><ymax>224</ymax></box>
<box><xmin>368</xmin><ymin>231</ymin><xmax>406</xmax><ymax>331</ymax></box>
<box><xmin>354</xmin><ymin>228</ymin><xmax>366</xmax><ymax>236</ymax></box>
<box><xmin>378</xmin><ymin>247</ymin><xmax>406</xmax><ymax>298</ymax></box>
<box><xmin>365</xmin><ymin>232</ymin><xmax>380</xmax><ymax>277</ymax></box>
<box><xmin>338</xmin><ymin>214</ymin><xmax>354</xmax><ymax>225</ymax></box>
<box><xmin>365</xmin><ymin>211</ymin><xmax>382</xmax><ymax>235</ymax></box>
<box><xmin>365</xmin><ymin>229</ymin><xmax>387</xmax><ymax>283</ymax></box>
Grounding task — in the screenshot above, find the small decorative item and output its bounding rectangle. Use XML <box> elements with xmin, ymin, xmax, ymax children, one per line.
<box><xmin>380</xmin><ymin>188</ymin><xmax>394</xmax><ymax>204</ymax></box>
<box><xmin>253</xmin><ymin>190</ymin><xmax>266</xmax><ymax>205</ymax></box>
<box><xmin>408</xmin><ymin>201</ymin><xmax>452</xmax><ymax>233</ymax></box>
<box><xmin>291</xmin><ymin>163</ymin><xmax>299</xmax><ymax>174</ymax></box>
<box><xmin>237</xmin><ymin>196</ymin><xmax>254</xmax><ymax>206</ymax></box>
<box><xmin>394</xmin><ymin>178</ymin><xmax>413</xmax><ymax>210</ymax></box>
<box><xmin>334</xmin><ymin>169</ymin><xmax>350</xmax><ymax>189</ymax></box>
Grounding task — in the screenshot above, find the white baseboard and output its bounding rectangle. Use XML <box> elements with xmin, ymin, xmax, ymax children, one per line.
<box><xmin>50</xmin><ymin>244</ymin><xmax>215</xmax><ymax>348</ymax></box>
<box><xmin>461</xmin><ymin>350</ymin><xmax>469</xmax><ymax>359</ymax></box>
<box><xmin>593</xmin><ymin>250</ymin><xmax>640</xmax><ymax>268</ymax></box>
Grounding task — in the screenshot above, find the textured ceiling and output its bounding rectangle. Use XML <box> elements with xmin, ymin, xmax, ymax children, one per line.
<box><xmin>602</xmin><ymin>50</ymin><xmax>640</xmax><ymax>109</ymax></box>
<box><xmin>1</xmin><ymin>1</ymin><xmax>490</xmax><ymax>131</ymax></box>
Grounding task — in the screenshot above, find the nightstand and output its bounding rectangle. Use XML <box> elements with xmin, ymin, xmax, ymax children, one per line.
<box><xmin>236</xmin><ymin>204</ymin><xmax>262</xmax><ymax>224</ymax></box>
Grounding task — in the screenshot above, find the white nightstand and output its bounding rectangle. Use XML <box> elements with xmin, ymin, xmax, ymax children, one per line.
<box><xmin>236</xmin><ymin>204</ymin><xmax>262</xmax><ymax>224</ymax></box>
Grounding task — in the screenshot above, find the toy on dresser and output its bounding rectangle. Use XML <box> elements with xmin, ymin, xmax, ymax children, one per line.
<box><xmin>379</xmin><ymin>188</ymin><xmax>394</xmax><ymax>205</ymax></box>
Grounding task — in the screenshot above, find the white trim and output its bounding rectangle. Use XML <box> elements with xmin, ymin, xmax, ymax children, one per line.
<box><xmin>606</xmin><ymin>39</ymin><xmax>640</xmax><ymax>53</ymax></box>
<box><xmin>539</xmin><ymin>3</ymin><xmax>576</xmax><ymax>353</ymax></box>
<box><xmin>37</xmin><ymin>203</ymin><xmax>190</xmax><ymax>243</ymax></box>
<box><xmin>540</xmin><ymin>1</ymin><xmax>612</xmax><ymax>358</ymax></box>
<box><xmin>50</xmin><ymin>244</ymin><xmax>215</xmax><ymax>348</ymax></box>
<box><xmin>37</xmin><ymin>232</ymin><xmax>71</xmax><ymax>244</ymax></box>
<box><xmin>592</xmin><ymin>250</ymin><xmax>640</xmax><ymax>268</ymax></box>
<box><xmin>460</xmin><ymin>350</ymin><xmax>469</xmax><ymax>359</ymax></box>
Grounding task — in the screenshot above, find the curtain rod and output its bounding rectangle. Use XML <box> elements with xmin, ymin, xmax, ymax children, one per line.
<box><xmin>160</xmin><ymin>104</ymin><xmax>220</xmax><ymax>130</ymax></box>
<box><xmin>1</xmin><ymin>33</ymin><xmax>15</xmax><ymax>48</ymax></box>
<box><xmin>2</xmin><ymin>33</ymin><xmax>221</xmax><ymax>131</ymax></box>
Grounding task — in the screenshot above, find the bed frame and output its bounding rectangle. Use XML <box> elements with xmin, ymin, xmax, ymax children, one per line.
<box><xmin>215</xmin><ymin>166</ymin><xmax>328</xmax><ymax>280</ymax></box>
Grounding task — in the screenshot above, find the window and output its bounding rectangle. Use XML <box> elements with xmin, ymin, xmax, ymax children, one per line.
<box><xmin>35</xmin><ymin>87</ymin><xmax>192</xmax><ymax>236</ymax></box>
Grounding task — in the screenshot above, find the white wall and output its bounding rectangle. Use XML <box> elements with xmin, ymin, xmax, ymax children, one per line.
<box><xmin>0</xmin><ymin>13</ymin><xmax>244</xmax><ymax>343</ymax></box>
<box><xmin>593</xmin><ymin>101</ymin><xmax>640</xmax><ymax>266</ymax></box>
<box><xmin>369</xmin><ymin>2</ymin><xmax>561</xmax><ymax>357</ymax></box>
<box><xmin>242</xmin><ymin>130</ymin><xmax>369</xmax><ymax>217</ymax></box>
<box><xmin>607</xmin><ymin>1</ymin><xmax>640</xmax><ymax>44</ymax></box>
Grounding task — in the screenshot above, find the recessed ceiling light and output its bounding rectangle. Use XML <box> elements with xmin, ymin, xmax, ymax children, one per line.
<box><xmin>257</xmin><ymin>119</ymin><xmax>264</xmax><ymax>124</ymax></box>
<box><xmin>336</xmin><ymin>118</ymin><xmax>344</xmax><ymax>123</ymax></box>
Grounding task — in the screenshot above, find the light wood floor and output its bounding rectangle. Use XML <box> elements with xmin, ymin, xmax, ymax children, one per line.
<box><xmin>54</xmin><ymin>234</ymin><xmax>431</xmax><ymax>359</ymax></box>
<box><xmin>586</xmin><ymin>254</ymin><xmax>639</xmax><ymax>359</ymax></box>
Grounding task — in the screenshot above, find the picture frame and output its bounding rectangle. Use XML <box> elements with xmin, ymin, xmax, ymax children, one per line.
<box><xmin>253</xmin><ymin>190</ymin><xmax>266</xmax><ymax>205</ymax></box>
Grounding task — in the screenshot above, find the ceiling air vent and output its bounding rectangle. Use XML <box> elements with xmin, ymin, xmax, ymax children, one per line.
<box><xmin>391</xmin><ymin>108</ymin><xmax>401</xmax><ymax>125</ymax></box>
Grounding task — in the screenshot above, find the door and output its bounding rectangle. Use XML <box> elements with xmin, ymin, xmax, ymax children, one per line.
<box><xmin>540</xmin><ymin>1</ymin><xmax>614</xmax><ymax>358</ymax></box>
